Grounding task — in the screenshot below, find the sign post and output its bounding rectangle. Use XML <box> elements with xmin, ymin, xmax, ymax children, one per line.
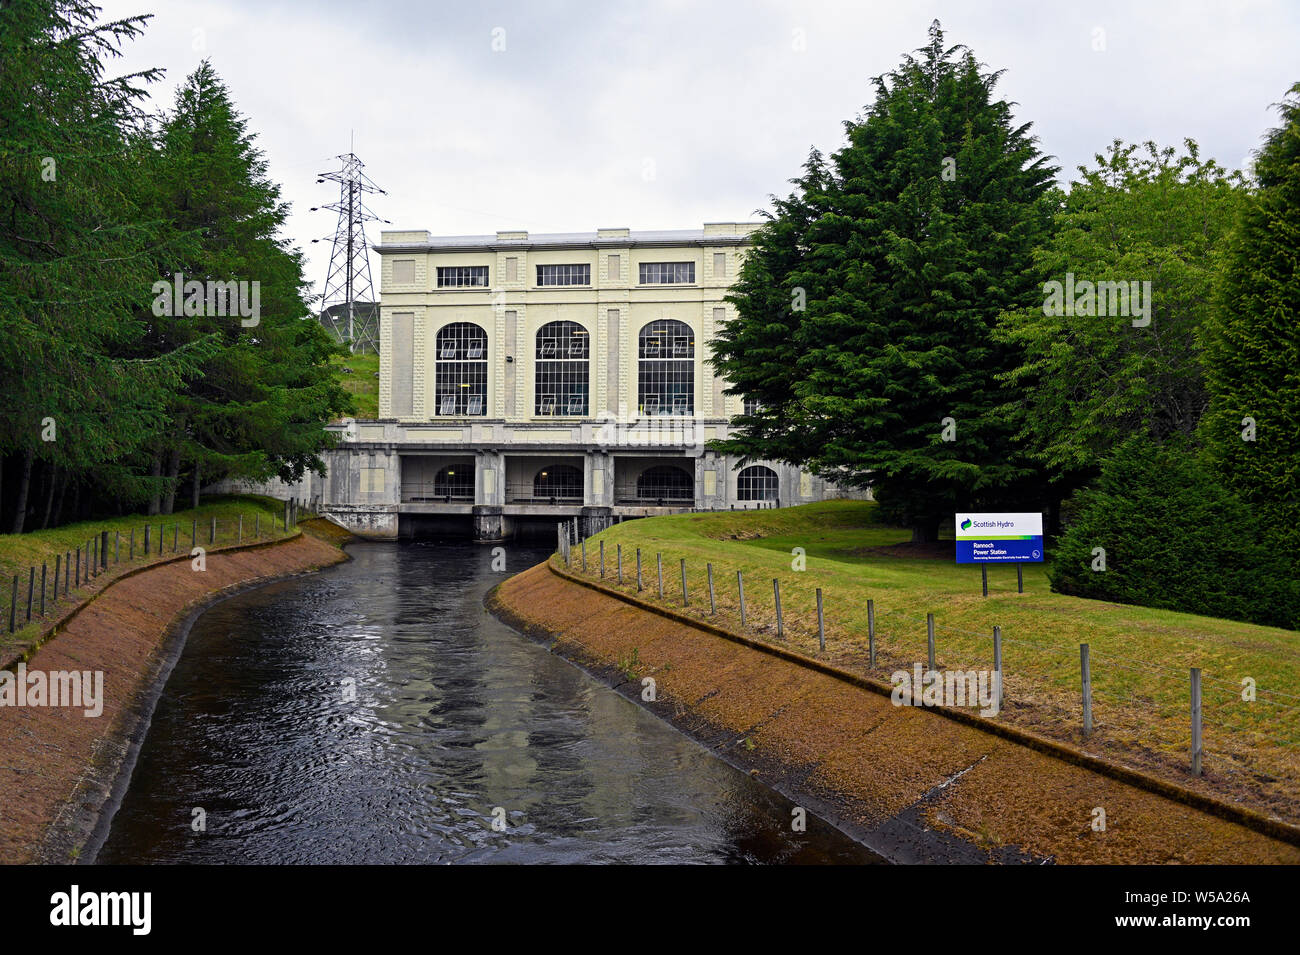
<box><xmin>956</xmin><ymin>512</ymin><xmax>1044</xmax><ymax>595</ymax></box>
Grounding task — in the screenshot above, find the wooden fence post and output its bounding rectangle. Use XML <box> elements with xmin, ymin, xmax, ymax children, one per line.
<box><xmin>816</xmin><ymin>588</ymin><xmax>825</xmax><ymax>652</ymax></box>
<box><xmin>1080</xmin><ymin>643</ymin><xmax>1093</xmax><ymax>737</ymax></box>
<box><xmin>773</xmin><ymin>579</ymin><xmax>783</xmax><ymax>638</ymax></box>
<box><xmin>1191</xmin><ymin>667</ymin><xmax>1203</xmax><ymax>776</ymax></box>
<box><xmin>867</xmin><ymin>598</ymin><xmax>876</xmax><ymax>668</ymax></box>
<box><xmin>737</xmin><ymin>571</ymin><xmax>746</xmax><ymax>628</ymax></box>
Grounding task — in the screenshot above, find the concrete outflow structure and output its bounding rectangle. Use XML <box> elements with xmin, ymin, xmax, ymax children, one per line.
<box><xmin>251</xmin><ymin>223</ymin><xmax>860</xmax><ymax>539</ymax></box>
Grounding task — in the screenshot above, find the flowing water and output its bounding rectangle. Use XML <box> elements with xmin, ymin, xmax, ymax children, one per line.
<box><xmin>98</xmin><ymin>540</ymin><xmax>881</xmax><ymax>864</ymax></box>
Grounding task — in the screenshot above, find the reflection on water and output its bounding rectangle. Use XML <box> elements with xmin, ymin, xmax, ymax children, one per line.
<box><xmin>98</xmin><ymin>540</ymin><xmax>881</xmax><ymax>864</ymax></box>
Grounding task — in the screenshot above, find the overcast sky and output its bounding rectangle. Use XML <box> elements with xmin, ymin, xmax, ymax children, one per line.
<box><xmin>96</xmin><ymin>0</ymin><xmax>1299</xmax><ymax>303</ymax></box>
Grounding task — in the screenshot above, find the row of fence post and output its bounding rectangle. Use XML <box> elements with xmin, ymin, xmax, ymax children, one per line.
<box><xmin>5</xmin><ymin>507</ymin><xmax>294</xmax><ymax>635</ymax></box>
<box><xmin>556</xmin><ymin>524</ymin><xmax>1208</xmax><ymax>777</ymax></box>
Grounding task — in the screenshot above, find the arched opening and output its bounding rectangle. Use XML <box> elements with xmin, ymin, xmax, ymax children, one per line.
<box><xmin>434</xmin><ymin>321</ymin><xmax>488</xmax><ymax>416</ymax></box>
<box><xmin>737</xmin><ymin>465</ymin><xmax>779</xmax><ymax>502</ymax></box>
<box><xmin>534</xmin><ymin>320</ymin><xmax>590</xmax><ymax>416</ymax></box>
<box><xmin>635</xmin><ymin>464</ymin><xmax>694</xmax><ymax>504</ymax></box>
<box><xmin>533</xmin><ymin>464</ymin><xmax>583</xmax><ymax>503</ymax></box>
<box><xmin>637</xmin><ymin>319</ymin><xmax>694</xmax><ymax>416</ymax></box>
<box><xmin>432</xmin><ymin>464</ymin><xmax>474</xmax><ymax>501</ymax></box>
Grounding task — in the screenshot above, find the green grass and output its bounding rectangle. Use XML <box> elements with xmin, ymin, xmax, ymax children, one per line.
<box><xmin>0</xmin><ymin>494</ymin><xmax>296</xmax><ymax>656</ymax></box>
<box><xmin>331</xmin><ymin>352</ymin><xmax>379</xmax><ymax>420</ymax></box>
<box><xmin>576</xmin><ymin>500</ymin><xmax>1300</xmax><ymax>815</ymax></box>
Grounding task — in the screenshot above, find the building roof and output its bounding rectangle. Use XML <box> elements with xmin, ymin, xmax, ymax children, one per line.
<box><xmin>376</xmin><ymin>223</ymin><xmax>762</xmax><ymax>253</ymax></box>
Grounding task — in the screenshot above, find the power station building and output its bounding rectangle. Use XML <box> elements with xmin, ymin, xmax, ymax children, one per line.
<box><xmin>295</xmin><ymin>222</ymin><xmax>853</xmax><ymax>539</ymax></box>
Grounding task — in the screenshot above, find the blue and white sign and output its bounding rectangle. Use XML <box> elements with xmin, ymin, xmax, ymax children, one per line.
<box><xmin>955</xmin><ymin>512</ymin><xmax>1044</xmax><ymax>564</ymax></box>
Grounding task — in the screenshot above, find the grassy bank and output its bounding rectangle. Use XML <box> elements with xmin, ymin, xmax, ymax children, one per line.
<box><xmin>330</xmin><ymin>352</ymin><xmax>379</xmax><ymax>420</ymax></box>
<box><xmin>0</xmin><ymin>494</ymin><xmax>298</xmax><ymax>660</ymax></box>
<box><xmin>576</xmin><ymin>500</ymin><xmax>1300</xmax><ymax>821</ymax></box>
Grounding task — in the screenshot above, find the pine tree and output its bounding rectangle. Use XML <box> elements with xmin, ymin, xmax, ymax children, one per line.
<box><xmin>1201</xmin><ymin>83</ymin><xmax>1300</xmax><ymax>557</ymax></box>
<box><xmin>0</xmin><ymin>0</ymin><xmax>206</xmax><ymax>530</ymax></box>
<box><xmin>712</xmin><ymin>21</ymin><xmax>1056</xmax><ymax>540</ymax></box>
<box><xmin>146</xmin><ymin>61</ymin><xmax>353</xmax><ymax>507</ymax></box>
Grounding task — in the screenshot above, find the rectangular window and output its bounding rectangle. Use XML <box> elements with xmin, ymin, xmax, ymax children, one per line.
<box><xmin>505</xmin><ymin>257</ymin><xmax>518</xmax><ymax>282</ymax></box>
<box><xmin>436</xmin><ymin>265</ymin><xmax>489</xmax><ymax>288</ymax></box>
<box><xmin>642</xmin><ymin>395</ymin><xmax>659</xmax><ymax>415</ymax></box>
<box><xmin>439</xmin><ymin>340</ymin><xmax>456</xmax><ymax>359</ymax></box>
<box><xmin>536</xmin><ymin>263</ymin><xmax>591</xmax><ymax>286</ymax></box>
<box><xmin>439</xmin><ymin>395</ymin><xmax>457</xmax><ymax>415</ymax></box>
<box><xmin>539</xmin><ymin>395</ymin><xmax>556</xmax><ymax>415</ymax></box>
<box><xmin>567</xmin><ymin>393</ymin><xmax>585</xmax><ymax>415</ymax></box>
<box><xmin>713</xmin><ymin>252</ymin><xmax>726</xmax><ymax>278</ymax></box>
<box><xmin>607</xmin><ymin>254</ymin><xmax>620</xmax><ymax>279</ymax></box>
<box><xmin>639</xmin><ymin>261</ymin><xmax>695</xmax><ymax>284</ymax></box>
<box><xmin>393</xmin><ymin>259</ymin><xmax>415</xmax><ymax>284</ymax></box>
<box><xmin>466</xmin><ymin>394</ymin><xmax>484</xmax><ymax>415</ymax></box>
<box><xmin>465</xmin><ymin>340</ymin><xmax>484</xmax><ymax>359</ymax></box>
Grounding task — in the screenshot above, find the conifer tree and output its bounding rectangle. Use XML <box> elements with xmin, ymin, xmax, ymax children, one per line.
<box><xmin>712</xmin><ymin>21</ymin><xmax>1056</xmax><ymax>540</ymax></box>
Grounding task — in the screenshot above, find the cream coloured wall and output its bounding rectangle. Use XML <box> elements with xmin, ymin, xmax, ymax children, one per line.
<box><xmin>376</xmin><ymin>225</ymin><xmax>757</xmax><ymax>426</ymax></box>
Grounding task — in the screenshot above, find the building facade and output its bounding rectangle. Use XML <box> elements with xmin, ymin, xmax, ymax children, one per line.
<box><xmin>308</xmin><ymin>222</ymin><xmax>853</xmax><ymax>539</ymax></box>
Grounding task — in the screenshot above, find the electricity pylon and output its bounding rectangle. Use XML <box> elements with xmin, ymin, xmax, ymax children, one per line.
<box><xmin>312</xmin><ymin>152</ymin><xmax>388</xmax><ymax>353</ymax></box>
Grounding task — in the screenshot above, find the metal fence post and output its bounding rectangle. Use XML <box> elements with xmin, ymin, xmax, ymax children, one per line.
<box><xmin>129</xmin><ymin>528</ymin><xmax>135</xmax><ymax>560</ymax></box>
<box><xmin>707</xmin><ymin>563</ymin><xmax>716</xmax><ymax>614</ymax></box>
<box><xmin>981</xmin><ymin>565</ymin><xmax>988</xmax><ymax>598</ymax></box>
<box><xmin>101</xmin><ymin>530</ymin><xmax>108</xmax><ymax>569</ymax></box>
<box><xmin>115</xmin><ymin>530</ymin><xmax>120</xmax><ymax>563</ymax></box>
<box><xmin>238</xmin><ymin>514</ymin><xmax>243</xmax><ymax>544</ymax></box>
<box><xmin>210</xmin><ymin>516</ymin><xmax>216</xmax><ymax>545</ymax></box>
<box><xmin>1191</xmin><ymin>667</ymin><xmax>1203</xmax><ymax>776</ymax></box>
<box><xmin>581</xmin><ymin>539</ymin><xmax>587</xmax><ymax>572</ymax></box>
<box><xmin>40</xmin><ymin>563</ymin><xmax>47</xmax><ymax>616</ymax></box>
<box><xmin>656</xmin><ymin>553</ymin><xmax>664</xmax><ymax>598</ymax></box>
<box><xmin>26</xmin><ymin>567</ymin><xmax>34</xmax><ymax>621</ymax></box>
<box><xmin>75</xmin><ymin>547</ymin><xmax>81</xmax><ymax>586</ymax></box>
<box><xmin>993</xmin><ymin>626</ymin><xmax>1004</xmax><ymax>712</ymax></box>
<box><xmin>617</xmin><ymin>544</ymin><xmax>623</xmax><ymax>584</ymax></box>
<box><xmin>63</xmin><ymin>553</ymin><xmax>70</xmax><ymax>595</ymax></box>
<box><xmin>599</xmin><ymin>540</ymin><xmax>605</xmax><ymax>578</ymax></box>
<box><xmin>816</xmin><ymin>588</ymin><xmax>825</xmax><ymax>652</ymax></box>
<box><xmin>680</xmin><ymin>558</ymin><xmax>688</xmax><ymax>607</ymax></box>
<box><xmin>1017</xmin><ymin>563</ymin><xmax>1024</xmax><ymax>594</ymax></box>
<box><xmin>927</xmin><ymin>612</ymin><xmax>936</xmax><ymax>671</ymax></box>
<box><xmin>144</xmin><ymin>523</ymin><xmax>150</xmax><ymax>555</ymax></box>
<box><xmin>8</xmin><ymin>575</ymin><xmax>16</xmax><ymax>633</ymax></box>
<box><xmin>773</xmin><ymin>579</ymin><xmax>783</xmax><ymax>638</ymax></box>
<box><xmin>1081</xmin><ymin>643</ymin><xmax>1093</xmax><ymax>737</ymax></box>
<box><xmin>867</xmin><ymin>598</ymin><xmax>875</xmax><ymax>668</ymax></box>
<box><xmin>53</xmin><ymin>555</ymin><xmax>61</xmax><ymax>602</ymax></box>
<box><xmin>636</xmin><ymin>548</ymin><xmax>643</xmax><ymax>592</ymax></box>
<box><xmin>255</xmin><ymin>513</ymin><xmax>260</xmax><ymax>538</ymax></box>
<box><xmin>191</xmin><ymin>520</ymin><xmax>196</xmax><ymax>548</ymax></box>
<box><xmin>737</xmin><ymin>571</ymin><xmax>746</xmax><ymax>628</ymax></box>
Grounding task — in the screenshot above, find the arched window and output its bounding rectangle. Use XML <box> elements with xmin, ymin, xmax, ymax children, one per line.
<box><xmin>636</xmin><ymin>464</ymin><xmax>694</xmax><ymax>502</ymax></box>
<box><xmin>638</xmin><ymin>319</ymin><xmax>694</xmax><ymax>416</ymax></box>
<box><xmin>533</xmin><ymin>464</ymin><xmax>583</xmax><ymax>502</ymax></box>
<box><xmin>534</xmin><ymin>321</ymin><xmax>589</xmax><ymax>416</ymax></box>
<box><xmin>737</xmin><ymin>465</ymin><xmax>779</xmax><ymax>501</ymax></box>
<box><xmin>433</xmin><ymin>464</ymin><xmax>473</xmax><ymax>500</ymax></box>
<box><xmin>434</xmin><ymin>322</ymin><xmax>487</xmax><ymax>416</ymax></box>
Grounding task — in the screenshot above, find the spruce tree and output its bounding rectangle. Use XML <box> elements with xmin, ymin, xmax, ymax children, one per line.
<box><xmin>1201</xmin><ymin>83</ymin><xmax>1300</xmax><ymax>557</ymax></box>
<box><xmin>712</xmin><ymin>22</ymin><xmax>1056</xmax><ymax>540</ymax></box>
